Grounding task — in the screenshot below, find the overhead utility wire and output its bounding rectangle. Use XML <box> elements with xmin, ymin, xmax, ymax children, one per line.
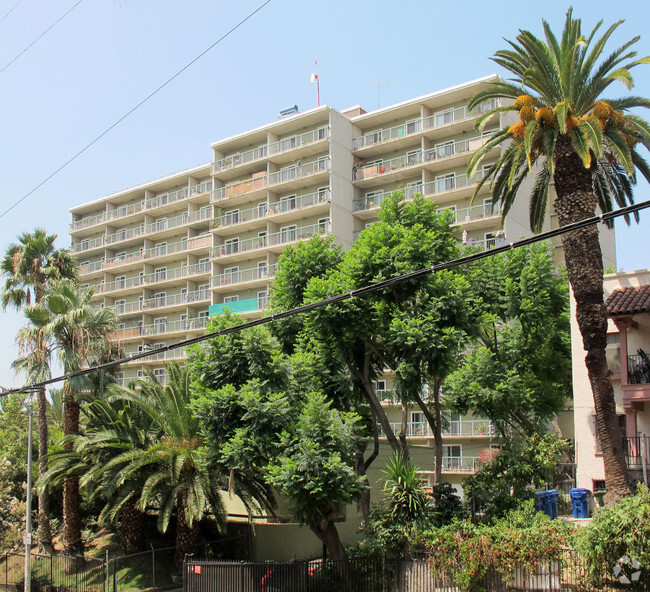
<box><xmin>0</xmin><ymin>0</ymin><xmax>273</xmax><ymax>220</ymax></box>
<box><xmin>0</xmin><ymin>0</ymin><xmax>86</xmax><ymax>75</ymax></box>
<box><xmin>0</xmin><ymin>0</ymin><xmax>24</xmax><ymax>25</ymax></box>
<box><xmin>2</xmin><ymin>198</ymin><xmax>649</xmax><ymax>399</ymax></box>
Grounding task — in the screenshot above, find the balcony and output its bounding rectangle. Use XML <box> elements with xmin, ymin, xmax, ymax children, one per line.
<box><xmin>209</xmin><ymin>296</ymin><xmax>269</xmax><ymax>316</ymax></box>
<box><xmin>214</xmin><ymin>189</ymin><xmax>330</xmax><ymax>232</ymax></box>
<box><xmin>380</xmin><ymin>420</ymin><xmax>494</xmax><ymax>438</ymax></box>
<box><xmin>212</xmin><ymin>126</ymin><xmax>329</xmax><ymax>175</ymax></box>
<box><xmin>352</xmin><ymin>100</ymin><xmax>499</xmax><ymax>151</ymax></box>
<box><xmin>210</xmin><ymin>221</ymin><xmax>331</xmax><ymax>261</ymax></box>
<box><xmin>211</xmin><ymin>264</ymin><xmax>277</xmax><ymax>288</ymax></box>
<box><xmin>420</xmin><ymin>457</ymin><xmax>484</xmax><ymax>474</ymax></box>
<box><xmin>212</xmin><ymin>158</ymin><xmax>331</xmax><ymax>202</ymax></box>
<box><xmin>144</xmin><ymin>180</ymin><xmax>213</xmax><ymax>211</ymax></box>
<box><xmin>113</xmin><ymin>316</ymin><xmax>209</xmax><ymax>341</ymax></box>
<box><xmin>95</xmin><ymin>261</ymin><xmax>210</xmax><ymax>296</ymax></box>
<box><xmin>126</xmin><ymin>348</ymin><xmax>188</xmax><ymax>364</ymax></box>
<box><xmin>353</xmin><ymin>136</ymin><xmax>489</xmax><ymax>184</ymax></box>
<box><xmin>625</xmin><ymin>436</ymin><xmax>650</xmax><ymax>472</ymax></box>
<box><xmin>353</xmin><ymin>173</ymin><xmax>488</xmax><ymax>213</ymax></box>
<box><xmin>107</xmin><ymin>289</ymin><xmax>210</xmax><ymax>315</ymax></box>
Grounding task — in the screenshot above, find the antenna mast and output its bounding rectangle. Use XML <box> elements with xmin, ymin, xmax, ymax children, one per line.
<box><xmin>368</xmin><ymin>80</ymin><xmax>400</xmax><ymax>109</ymax></box>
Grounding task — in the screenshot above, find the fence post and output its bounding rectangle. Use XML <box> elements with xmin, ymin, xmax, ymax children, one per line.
<box><xmin>105</xmin><ymin>551</ymin><xmax>109</xmax><ymax>592</ymax></box>
<box><xmin>642</xmin><ymin>433</ymin><xmax>648</xmax><ymax>486</ymax></box>
<box><xmin>151</xmin><ymin>544</ymin><xmax>155</xmax><ymax>592</ymax></box>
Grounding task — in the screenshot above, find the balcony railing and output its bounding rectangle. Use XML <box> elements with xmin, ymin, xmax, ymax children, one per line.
<box><xmin>212</xmin><ymin>158</ymin><xmax>331</xmax><ymax>202</ymax></box>
<box><xmin>353</xmin><ymin>173</ymin><xmax>488</xmax><ymax>212</ymax></box>
<box><xmin>95</xmin><ymin>261</ymin><xmax>210</xmax><ymax>295</ymax></box>
<box><xmin>211</xmin><ymin>264</ymin><xmax>277</xmax><ymax>288</ymax></box>
<box><xmin>70</xmin><ymin>180</ymin><xmax>213</xmax><ymax>233</ymax></box>
<box><xmin>212</xmin><ymin>126</ymin><xmax>330</xmax><ymax>174</ymax></box>
<box><xmin>107</xmin><ymin>289</ymin><xmax>210</xmax><ymax>315</ymax></box>
<box><xmin>354</xmin><ymin>137</ymin><xmax>488</xmax><ymax>181</ymax></box>
<box><xmin>352</xmin><ymin>100</ymin><xmax>499</xmax><ymax>150</ymax></box>
<box><xmin>113</xmin><ymin>316</ymin><xmax>209</xmax><ymax>340</ymax></box>
<box><xmin>628</xmin><ymin>354</ymin><xmax>650</xmax><ymax>385</ymax></box>
<box><xmin>625</xmin><ymin>436</ymin><xmax>650</xmax><ymax>469</ymax></box>
<box><xmin>210</xmin><ymin>221</ymin><xmax>331</xmax><ymax>259</ymax></box>
<box><xmin>210</xmin><ymin>296</ymin><xmax>269</xmax><ymax>316</ymax></box>
<box><xmin>215</xmin><ymin>189</ymin><xmax>330</xmax><ymax>230</ymax></box>
<box><xmin>381</xmin><ymin>420</ymin><xmax>494</xmax><ymax>438</ymax></box>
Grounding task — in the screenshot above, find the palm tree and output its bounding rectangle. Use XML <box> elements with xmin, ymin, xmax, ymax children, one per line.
<box><xmin>1</xmin><ymin>229</ymin><xmax>77</xmax><ymax>552</ymax></box>
<box><xmin>467</xmin><ymin>10</ymin><xmax>650</xmax><ymax>503</ymax></box>
<box><xmin>106</xmin><ymin>364</ymin><xmax>228</xmax><ymax>565</ymax></box>
<box><xmin>24</xmin><ymin>279</ymin><xmax>119</xmax><ymax>556</ymax></box>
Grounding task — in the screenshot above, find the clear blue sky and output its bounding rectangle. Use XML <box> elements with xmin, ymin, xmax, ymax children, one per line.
<box><xmin>1</xmin><ymin>0</ymin><xmax>649</xmax><ymax>388</ymax></box>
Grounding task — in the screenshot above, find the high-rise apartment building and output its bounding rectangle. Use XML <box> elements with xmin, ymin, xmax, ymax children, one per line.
<box><xmin>69</xmin><ymin>75</ymin><xmax>613</xmax><ymax>497</ymax></box>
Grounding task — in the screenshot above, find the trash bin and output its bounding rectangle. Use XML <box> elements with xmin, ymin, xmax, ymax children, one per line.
<box><xmin>543</xmin><ymin>489</ymin><xmax>559</xmax><ymax>519</ymax></box>
<box><xmin>534</xmin><ymin>491</ymin><xmax>546</xmax><ymax>513</ymax></box>
<box><xmin>569</xmin><ymin>488</ymin><xmax>591</xmax><ymax>518</ymax></box>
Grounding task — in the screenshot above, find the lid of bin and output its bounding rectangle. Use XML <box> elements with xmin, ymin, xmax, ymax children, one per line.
<box><xmin>535</xmin><ymin>491</ymin><xmax>548</xmax><ymax>497</ymax></box>
<box><xmin>544</xmin><ymin>489</ymin><xmax>559</xmax><ymax>495</ymax></box>
<box><xmin>569</xmin><ymin>488</ymin><xmax>591</xmax><ymax>497</ymax></box>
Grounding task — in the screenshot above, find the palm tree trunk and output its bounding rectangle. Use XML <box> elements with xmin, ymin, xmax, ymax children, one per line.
<box><xmin>37</xmin><ymin>386</ymin><xmax>53</xmax><ymax>553</ymax></box>
<box><xmin>63</xmin><ymin>385</ymin><xmax>84</xmax><ymax>557</ymax></box>
<box><xmin>119</xmin><ymin>496</ymin><xmax>146</xmax><ymax>555</ymax></box>
<box><xmin>175</xmin><ymin>498</ymin><xmax>200</xmax><ymax>567</ymax></box>
<box><xmin>553</xmin><ymin>136</ymin><xmax>632</xmax><ymax>503</ymax></box>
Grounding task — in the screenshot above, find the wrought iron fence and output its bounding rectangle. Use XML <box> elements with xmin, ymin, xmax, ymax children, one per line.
<box><xmin>184</xmin><ymin>550</ymin><xmax>650</xmax><ymax>592</ymax></box>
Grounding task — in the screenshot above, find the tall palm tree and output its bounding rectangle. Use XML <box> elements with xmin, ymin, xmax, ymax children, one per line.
<box><xmin>105</xmin><ymin>364</ymin><xmax>229</xmax><ymax>565</ymax></box>
<box><xmin>1</xmin><ymin>229</ymin><xmax>77</xmax><ymax>552</ymax></box>
<box><xmin>24</xmin><ymin>279</ymin><xmax>119</xmax><ymax>556</ymax></box>
<box><xmin>467</xmin><ymin>9</ymin><xmax>650</xmax><ymax>503</ymax></box>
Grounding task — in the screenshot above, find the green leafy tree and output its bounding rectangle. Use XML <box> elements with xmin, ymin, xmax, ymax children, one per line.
<box><xmin>23</xmin><ymin>279</ymin><xmax>118</xmax><ymax>556</ymax></box>
<box><xmin>467</xmin><ymin>9</ymin><xmax>650</xmax><ymax>502</ymax></box>
<box><xmin>1</xmin><ymin>229</ymin><xmax>77</xmax><ymax>552</ymax></box>
<box><xmin>445</xmin><ymin>242</ymin><xmax>571</xmax><ymax>434</ymax></box>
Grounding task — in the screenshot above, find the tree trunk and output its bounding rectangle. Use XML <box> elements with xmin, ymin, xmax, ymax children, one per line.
<box><xmin>399</xmin><ymin>402</ymin><xmax>410</xmax><ymax>460</ymax></box>
<box><xmin>119</xmin><ymin>496</ymin><xmax>146</xmax><ymax>555</ymax></box>
<box><xmin>175</xmin><ymin>498</ymin><xmax>201</xmax><ymax>567</ymax></box>
<box><xmin>553</xmin><ymin>136</ymin><xmax>632</xmax><ymax>503</ymax></box>
<box><xmin>309</xmin><ymin>505</ymin><xmax>350</xmax><ymax>587</ymax></box>
<box><xmin>36</xmin><ymin>386</ymin><xmax>53</xmax><ymax>554</ymax></box>
<box><xmin>63</xmin><ymin>385</ymin><xmax>84</xmax><ymax>557</ymax></box>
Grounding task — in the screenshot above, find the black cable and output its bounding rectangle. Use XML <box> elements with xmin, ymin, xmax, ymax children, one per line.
<box><xmin>0</xmin><ymin>0</ymin><xmax>273</xmax><ymax>220</ymax></box>
<box><xmin>0</xmin><ymin>0</ymin><xmax>86</xmax><ymax>76</ymax></box>
<box><xmin>2</xmin><ymin>198</ymin><xmax>648</xmax><ymax>398</ymax></box>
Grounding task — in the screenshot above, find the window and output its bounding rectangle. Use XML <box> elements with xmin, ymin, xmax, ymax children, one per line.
<box><xmin>181</xmin><ymin>288</ymin><xmax>188</xmax><ymax>302</ymax></box>
<box><xmin>153</xmin><ymin>368</ymin><xmax>166</xmax><ymax>382</ymax></box>
<box><xmin>198</xmin><ymin>258</ymin><xmax>210</xmax><ymax>273</ymax></box>
<box><xmin>442</xmin><ymin>445</ymin><xmax>462</xmax><ymax>469</ymax></box>
<box><xmin>153</xmin><ymin>317</ymin><xmax>167</xmax><ymax>333</ymax></box>
<box><xmin>435</xmin><ymin>140</ymin><xmax>455</xmax><ymax>158</ymax></box>
<box><xmin>224</xmin><ymin>266</ymin><xmax>240</xmax><ymax>284</ymax></box>
<box><xmin>318</xmin><ymin>218</ymin><xmax>330</xmax><ymax>234</ymax></box>
<box><xmin>116</xmin><ymin>252</ymin><xmax>127</xmax><ymax>261</ymax></box>
<box><xmin>448</xmin><ymin>413</ymin><xmax>461</xmax><ymax>435</ymax></box>
<box><xmin>280</xmin><ymin>135</ymin><xmax>298</xmax><ymax>151</ymax></box>
<box><xmin>155</xmin><ymin>242</ymin><xmax>167</xmax><ymax>257</ymax></box>
<box><xmin>258</xmin><ymin>202</ymin><xmax>268</xmax><ymax>217</ymax></box>
<box><xmin>281</xmin><ymin>225</ymin><xmax>297</xmax><ymax>243</ymax></box>
<box><xmin>257</xmin><ymin>261</ymin><xmax>268</xmax><ymax>279</ymax></box>
<box><xmin>180</xmin><ymin>313</ymin><xmax>188</xmax><ymax>329</ymax></box>
<box><xmin>317</xmin><ymin>156</ymin><xmax>329</xmax><ymax>171</ymax></box>
<box><xmin>155</xmin><ymin>218</ymin><xmax>168</xmax><ymax>231</ymax></box>
<box><xmin>280</xmin><ymin>165</ymin><xmax>298</xmax><ymax>182</ymax></box>
<box><xmin>153</xmin><ymin>292</ymin><xmax>166</xmax><ymax>308</ymax></box>
<box><xmin>257</xmin><ymin>232</ymin><xmax>267</xmax><ymax>248</ymax></box>
<box><xmin>317</xmin><ymin>126</ymin><xmax>328</xmax><ymax>140</ymax></box>
<box><xmin>115</xmin><ymin>299</ymin><xmax>126</xmax><ymax>314</ymax></box>
<box><xmin>435</xmin><ymin>109</ymin><xmax>454</xmax><ymax>127</ymax></box>
<box><xmin>198</xmin><ymin>284</ymin><xmax>210</xmax><ymax>300</ymax></box>
<box><xmin>224</xmin><ymin>295</ymin><xmax>239</xmax><ymax>304</ymax></box>
<box><xmin>410</xmin><ymin>412</ymin><xmax>427</xmax><ymax>436</ymax></box>
<box><xmin>374</xmin><ymin>380</ymin><xmax>386</xmax><ymax>392</ymax></box>
<box><xmin>364</xmin><ymin>190</ymin><xmax>382</xmax><ymax>209</ymax></box>
<box><xmin>365</xmin><ymin>129</ymin><xmax>383</xmax><ymax>145</ymax></box>
<box><xmin>407</xmin><ymin>150</ymin><xmax>421</xmax><ymax>166</ymax></box>
<box><xmin>116</xmin><ymin>276</ymin><xmax>126</xmax><ymax>290</ymax></box>
<box><xmin>116</xmin><ymin>228</ymin><xmax>127</xmax><ymax>242</ymax></box>
<box><xmin>254</xmin><ymin>145</ymin><xmax>268</xmax><ymax>159</ymax></box>
<box><xmin>137</xmin><ymin>271</ymin><xmax>145</xmax><ymax>286</ymax></box>
<box><xmin>224</xmin><ymin>238</ymin><xmax>239</xmax><ymax>255</ymax></box>
<box><xmin>280</xmin><ymin>195</ymin><xmax>297</xmax><ymax>212</ymax></box>
<box><xmin>483</xmin><ymin>198</ymin><xmax>495</xmax><ymax>216</ymax></box>
<box><xmin>224</xmin><ymin>210</ymin><xmax>240</xmax><ymax>225</ymax></box>
<box><xmin>198</xmin><ymin>310</ymin><xmax>209</xmax><ymax>318</ymax></box>
<box><xmin>136</xmin><ymin>370</ymin><xmax>144</xmax><ymax>379</ymax></box>
<box><xmin>318</xmin><ymin>187</ymin><xmax>330</xmax><ymax>202</ymax></box>
<box><xmin>435</xmin><ymin>173</ymin><xmax>456</xmax><ymax>193</ymax></box>
<box><xmin>155</xmin><ymin>267</ymin><xmax>167</xmax><ymax>282</ymax></box>
<box><xmin>406</xmin><ymin>119</ymin><xmax>421</xmax><ymax>134</ymax></box>
<box><xmin>257</xmin><ymin>290</ymin><xmax>268</xmax><ymax>310</ymax></box>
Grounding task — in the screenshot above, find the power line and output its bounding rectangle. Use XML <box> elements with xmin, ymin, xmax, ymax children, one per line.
<box><xmin>2</xmin><ymin>198</ymin><xmax>648</xmax><ymax>398</ymax></box>
<box><xmin>0</xmin><ymin>0</ymin><xmax>86</xmax><ymax>76</ymax></box>
<box><xmin>0</xmin><ymin>0</ymin><xmax>23</xmax><ymax>25</ymax></box>
<box><xmin>0</xmin><ymin>0</ymin><xmax>273</xmax><ymax>220</ymax></box>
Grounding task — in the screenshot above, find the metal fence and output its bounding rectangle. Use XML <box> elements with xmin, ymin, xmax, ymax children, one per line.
<box><xmin>1</xmin><ymin>552</ymin><xmax>105</xmax><ymax>592</ymax></box>
<box><xmin>184</xmin><ymin>551</ymin><xmax>650</xmax><ymax>592</ymax></box>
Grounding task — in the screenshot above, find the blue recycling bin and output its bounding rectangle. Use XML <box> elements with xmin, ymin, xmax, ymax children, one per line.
<box><xmin>534</xmin><ymin>491</ymin><xmax>546</xmax><ymax>512</ymax></box>
<box><xmin>543</xmin><ymin>489</ymin><xmax>559</xmax><ymax>519</ymax></box>
<box><xmin>569</xmin><ymin>488</ymin><xmax>591</xmax><ymax>518</ymax></box>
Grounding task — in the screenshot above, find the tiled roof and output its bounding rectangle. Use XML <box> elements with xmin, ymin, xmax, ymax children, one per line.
<box><xmin>605</xmin><ymin>285</ymin><xmax>650</xmax><ymax>316</ymax></box>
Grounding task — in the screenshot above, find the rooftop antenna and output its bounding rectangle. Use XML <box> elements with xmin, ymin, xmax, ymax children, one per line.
<box><xmin>368</xmin><ymin>80</ymin><xmax>400</xmax><ymax>109</ymax></box>
<box><xmin>308</xmin><ymin>60</ymin><xmax>325</xmax><ymax>107</ymax></box>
